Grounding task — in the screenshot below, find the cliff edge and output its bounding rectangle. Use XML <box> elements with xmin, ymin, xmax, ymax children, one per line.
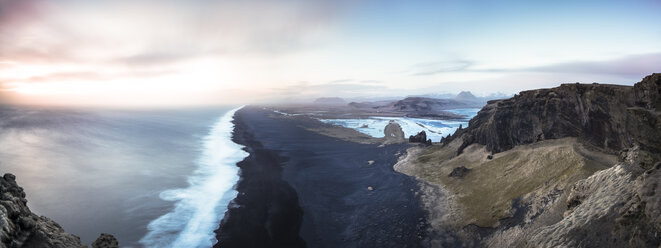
<box><xmin>1</xmin><ymin>174</ymin><xmax>117</xmax><ymax>248</ymax></box>
<box><xmin>396</xmin><ymin>74</ymin><xmax>661</xmax><ymax>247</ymax></box>
<box><xmin>445</xmin><ymin>73</ymin><xmax>660</xmax><ymax>155</ymax></box>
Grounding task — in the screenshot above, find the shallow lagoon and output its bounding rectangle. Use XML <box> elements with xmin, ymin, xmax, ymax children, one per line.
<box><xmin>317</xmin><ymin>108</ymin><xmax>480</xmax><ymax>141</ymax></box>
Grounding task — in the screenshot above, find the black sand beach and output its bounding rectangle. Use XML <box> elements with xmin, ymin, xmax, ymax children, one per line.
<box><xmin>216</xmin><ymin>106</ymin><xmax>428</xmax><ymax>248</ymax></box>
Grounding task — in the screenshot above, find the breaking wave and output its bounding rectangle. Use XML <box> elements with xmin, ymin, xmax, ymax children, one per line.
<box><xmin>139</xmin><ymin>106</ymin><xmax>247</xmax><ymax>248</ymax></box>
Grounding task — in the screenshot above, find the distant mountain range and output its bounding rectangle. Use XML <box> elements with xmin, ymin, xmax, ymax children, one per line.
<box><xmin>303</xmin><ymin>92</ymin><xmax>491</xmax><ymax>119</ymax></box>
<box><xmin>313</xmin><ymin>91</ymin><xmax>512</xmax><ymax>107</ymax></box>
<box><xmin>409</xmin><ymin>91</ymin><xmax>512</xmax><ymax>102</ymax></box>
<box><xmin>345</xmin><ymin>95</ymin><xmax>485</xmax><ymax>117</ymax></box>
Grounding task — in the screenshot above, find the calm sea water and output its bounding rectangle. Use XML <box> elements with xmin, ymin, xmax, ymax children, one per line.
<box><xmin>0</xmin><ymin>105</ymin><xmax>244</xmax><ymax>247</ymax></box>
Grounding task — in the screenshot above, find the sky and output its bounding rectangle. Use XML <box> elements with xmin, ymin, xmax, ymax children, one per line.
<box><xmin>0</xmin><ymin>0</ymin><xmax>660</xmax><ymax>106</ymax></box>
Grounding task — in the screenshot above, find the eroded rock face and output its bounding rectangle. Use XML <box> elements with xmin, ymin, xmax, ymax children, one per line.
<box><xmin>91</xmin><ymin>233</ymin><xmax>118</xmax><ymax>248</ymax></box>
<box><xmin>633</xmin><ymin>74</ymin><xmax>661</xmax><ymax>110</ymax></box>
<box><xmin>1</xmin><ymin>173</ymin><xmax>86</xmax><ymax>248</ymax></box>
<box><xmin>528</xmin><ymin>147</ymin><xmax>661</xmax><ymax>247</ymax></box>
<box><xmin>446</xmin><ymin>73</ymin><xmax>661</xmax><ymax>154</ymax></box>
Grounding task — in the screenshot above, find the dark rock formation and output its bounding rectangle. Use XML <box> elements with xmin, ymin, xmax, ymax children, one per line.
<box><xmin>91</xmin><ymin>233</ymin><xmax>118</xmax><ymax>248</ymax></box>
<box><xmin>383</xmin><ymin>121</ymin><xmax>406</xmax><ymax>144</ymax></box>
<box><xmin>1</xmin><ymin>173</ymin><xmax>86</xmax><ymax>248</ymax></box>
<box><xmin>448</xmin><ymin>166</ymin><xmax>470</xmax><ymax>178</ymax></box>
<box><xmin>409</xmin><ymin>131</ymin><xmax>432</xmax><ymax>145</ymax></box>
<box><xmin>409</xmin><ymin>131</ymin><xmax>426</xmax><ymax>143</ymax></box>
<box><xmin>446</xmin><ymin>73</ymin><xmax>661</xmax><ymax>155</ymax></box>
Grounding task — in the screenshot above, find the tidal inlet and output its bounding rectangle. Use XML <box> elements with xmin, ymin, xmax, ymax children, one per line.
<box><xmin>0</xmin><ymin>0</ymin><xmax>660</xmax><ymax>247</ymax></box>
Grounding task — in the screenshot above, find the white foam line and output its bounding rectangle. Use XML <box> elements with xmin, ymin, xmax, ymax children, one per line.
<box><xmin>139</xmin><ymin>106</ymin><xmax>248</xmax><ymax>248</ymax></box>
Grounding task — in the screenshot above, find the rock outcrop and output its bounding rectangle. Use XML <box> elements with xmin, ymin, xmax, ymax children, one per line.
<box><xmin>1</xmin><ymin>173</ymin><xmax>85</xmax><ymax>248</ymax></box>
<box><xmin>409</xmin><ymin>131</ymin><xmax>432</xmax><ymax>145</ymax></box>
<box><xmin>91</xmin><ymin>233</ymin><xmax>119</xmax><ymax>248</ymax></box>
<box><xmin>383</xmin><ymin>121</ymin><xmax>405</xmax><ymax>144</ymax></box>
<box><xmin>446</xmin><ymin>73</ymin><xmax>661</xmax><ymax>155</ymax></box>
<box><xmin>1</xmin><ymin>173</ymin><xmax>117</xmax><ymax>248</ymax></box>
<box><xmin>448</xmin><ymin>166</ymin><xmax>469</xmax><ymax>178</ymax></box>
<box><xmin>409</xmin><ymin>131</ymin><xmax>427</xmax><ymax>143</ymax></box>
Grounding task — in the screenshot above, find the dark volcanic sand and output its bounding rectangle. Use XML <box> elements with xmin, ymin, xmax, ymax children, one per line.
<box><xmin>216</xmin><ymin>106</ymin><xmax>428</xmax><ymax>248</ymax></box>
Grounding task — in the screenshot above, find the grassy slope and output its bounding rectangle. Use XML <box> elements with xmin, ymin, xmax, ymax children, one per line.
<box><xmin>406</xmin><ymin>137</ymin><xmax>614</xmax><ymax>227</ymax></box>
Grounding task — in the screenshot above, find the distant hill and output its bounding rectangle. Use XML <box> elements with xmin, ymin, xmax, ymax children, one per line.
<box><xmin>409</xmin><ymin>93</ymin><xmax>457</xmax><ymax>99</ymax></box>
<box><xmin>345</xmin><ymin>97</ymin><xmax>482</xmax><ymax>119</ymax></box>
<box><xmin>454</xmin><ymin>91</ymin><xmax>478</xmax><ymax>101</ymax></box>
<box><xmin>312</xmin><ymin>97</ymin><xmax>346</xmax><ymax>105</ymax></box>
<box><xmin>392</xmin><ymin>97</ymin><xmax>482</xmax><ymax>112</ymax></box>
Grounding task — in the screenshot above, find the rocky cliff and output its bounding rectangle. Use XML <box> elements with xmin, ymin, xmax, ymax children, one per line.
<box><xmin>525</xmin><ymin>147</ymin><xmax>661</xmax><ymax>247</ymax></box>
<box><xmin>397</xmin><ymin>73</ymin><xmax>661</xmax><ymax>247</ymax></box>
<box><xmin>0</xmin><ymin>174</ymin><xmax>117</xmax><ymax>248</ymax></box>
<box><xmin>445</xmin><ymin>73</ymin><xmax>660</xmax><ymax>155</ymax></box>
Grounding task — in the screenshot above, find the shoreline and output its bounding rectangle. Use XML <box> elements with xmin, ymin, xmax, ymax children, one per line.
<box><xmin>215</xmin><ymin>107</ymin><xmax>306</xmax><ymax>248</ymax></box>
<box><xmin>216</xmin><ymin>106</ymin><xmax>429</xmax><ymax>247</ymax></box>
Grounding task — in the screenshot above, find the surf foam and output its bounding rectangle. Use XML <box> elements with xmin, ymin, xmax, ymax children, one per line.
<box><xmin>139</xmin><ymin>106</ymin><xmax>247</xmax><ymax>248</ymax></box>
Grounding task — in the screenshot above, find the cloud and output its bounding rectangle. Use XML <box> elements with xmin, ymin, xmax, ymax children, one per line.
<box><xmin>409</xmin><ymin>52</ymin><xmax>661</xmax><ymax>79</ymax></box>
<box><xmin>267</xmin><ymin>81</ymin><xmax>391</xmax><ymax>101</ymax></box>
<box><xmin>0</xmin><ymin>0</ymin><xmax>360</xmax><ymax>64</ymax></box>
<box><xmin>0</xmin><ymin>0</ymin><xmax>366</xmax><ymax>105</ymax></box>
<box><xmin>328</xmin><ymin>79</ymin><xmax>353</xmax><ymax>83</ymax></box>
<box><xmin>0</xmin><ymin>0</ymin><xmax>360</xmax><ymax>67</ymax></box>
<box><xmin>5</xmin><ymin>71</ymin><xmax>105</xmax><ymax>83</ymax></box>
<box><xmin>525</xmin><ymin>52</ymin><xmax>661</xmax><ymax>76</ymax></box>
<box><xmin>1</xmin><ymin>69</ymin><xmax>177</xmax><ymax>84</ymax></box>
<box><xmin>2</xmin><ymin>0</ymin><xmax>658</xmax><ymax>106</ymax></box>
<box><xmin>411</xmin><ymin>60</ymin><xmax>474</xmax><ymax>76</ymax></box>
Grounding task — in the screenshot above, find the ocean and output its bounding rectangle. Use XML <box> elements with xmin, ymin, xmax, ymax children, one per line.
<box><xmin>0</xmin><ymin>105</ymin><xmax>246</xmax><ymax>247</ymax></box>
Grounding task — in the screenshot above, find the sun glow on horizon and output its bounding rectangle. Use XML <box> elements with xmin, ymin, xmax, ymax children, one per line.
<box><xmin>1</xmin><ymin>57</ymin><xmax>258</xmax><ymax>106</ymax></box>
